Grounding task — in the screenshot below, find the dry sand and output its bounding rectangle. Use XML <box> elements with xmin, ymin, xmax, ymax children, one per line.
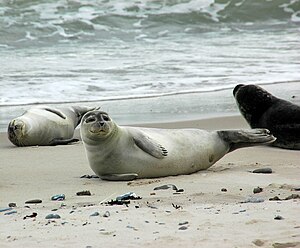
<box><xmin>0</xmin><ymin>115</ymin><xmax>299</xmax><ymax>248</ymax></box>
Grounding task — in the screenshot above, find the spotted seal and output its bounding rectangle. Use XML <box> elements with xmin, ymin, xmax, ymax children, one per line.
<box><xmin>8</xmin><ymin>105</ymin><xmax>95</xmax><ymax>146</ymax></box>
<box><xmin>80</xmin><ymin>110</ymin><xmax>275</xmax><ymax>181</ymax></box>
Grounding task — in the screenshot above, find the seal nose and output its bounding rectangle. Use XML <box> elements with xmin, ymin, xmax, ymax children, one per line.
<box><xmin>99</xmin><ymin>121</ymin><xmax>105</xmax><ymax>126</ymax></box>
<box><xmin>233</xmin><ymin>84</ymin><xmax>245</xmax><ymax>97</ymax></box>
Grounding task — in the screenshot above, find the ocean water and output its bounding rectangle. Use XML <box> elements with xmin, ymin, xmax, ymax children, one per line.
<box><xmin>0</xmin><ymin>0</ymin><xmax>300</xmax><ymax>131</ymax></box>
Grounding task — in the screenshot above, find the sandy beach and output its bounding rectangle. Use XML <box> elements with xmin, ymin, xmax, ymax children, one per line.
<box><xmin>0</xmin><ymin>115</ymin><xmax>299</xmax><ymax>248</ymax></box>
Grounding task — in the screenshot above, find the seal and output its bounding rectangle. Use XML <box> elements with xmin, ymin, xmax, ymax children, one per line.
<box><xmin>80</xmin><ymin>110</ymin><xmax>276</xmax><ymax>181</ymax></box>
<box><xmin>233</xmin><ymin>84</ymin><xmax>300</xmax><ymax>150</ymax></box>
<box><xmin>8</xmin><ymin>105</ymin><xmax>96</xmax><ymax>146</ymax></box>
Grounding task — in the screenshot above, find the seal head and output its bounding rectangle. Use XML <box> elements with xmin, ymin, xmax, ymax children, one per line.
<box><xmin>234</xmin><ymin>84</ymin><xmax>300</xmax><ymax>149</ymax></box>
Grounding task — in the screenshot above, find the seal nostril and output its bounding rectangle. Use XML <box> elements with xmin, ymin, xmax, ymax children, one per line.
<box><xmin>100</xmin><ymin>121</ymin><xmax>104</xmax><ymax>126</ymax></box>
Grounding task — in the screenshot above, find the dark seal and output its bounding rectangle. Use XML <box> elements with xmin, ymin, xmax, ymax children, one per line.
<box><xmin>233</xmin><ymin>84</ymin><xmax>300</xmax><ymax>150</ymax></box>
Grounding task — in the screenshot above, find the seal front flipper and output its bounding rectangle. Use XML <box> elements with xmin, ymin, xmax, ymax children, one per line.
<box><xmin>44</xmin><ymin>108</ymin><xmax>66</xmax><ymax>119</ymax></box>
<box><xmin>49</xmin><ymin>138</ymin><xmax>79</xmax><ymax>146</ymax></box>
<box><xmin>100</xmin><ymin>173</ymin><xmax>138</xmax><ymax>181</ymax></box>
<box><xmin>132</xmin><ymin>131</ymin><xmax>168</xmax><ymax>159</ymax></box>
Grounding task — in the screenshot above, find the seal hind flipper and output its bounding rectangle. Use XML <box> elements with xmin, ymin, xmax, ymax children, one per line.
<box><xmin>49</xmin><ymin>138</ymin><xmax>79</xmax><ymax>146</ymax></box>
<box><xmin>44</xmin><ymin>108</ymin><xmax>66</xmax><ymax>119</ymax></box>
<box><xmin>218</xmin><ymin>129</ymin><xmax>276</xmax><ymax>152</ymax></box>
<box><xmin>132</xmin><ymin>131</ymin><xmax>168</xmax><ymax>159</ymax></box>
<box><xmin>100</xmin><ymin>173</ymin><xmax>138</xmax><ymax>181</ymax></box>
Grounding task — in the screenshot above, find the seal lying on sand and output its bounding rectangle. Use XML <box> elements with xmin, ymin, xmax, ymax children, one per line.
<box><xmin>8</xmin><ymin>106</ymin><xmax>95</xmax><ymax>146</ymax></box>
<box><xmin>80</xmin><ymin>110</ymin><xmax>276</xmax><ymax>181</ymax></box>
<box><xmin>233</xmin><ymin>84</ymin><xmax>300</xmax><ymax>150</ymax></box>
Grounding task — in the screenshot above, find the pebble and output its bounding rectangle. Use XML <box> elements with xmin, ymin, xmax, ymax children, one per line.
<box><xmin>80</xmin><ymin>175</ymin><xmax>99</xmax><ymax>179</ymax></box>
<box><xmin>51</xmin><ymin>194</ymin><xmax>65</xmax><ymax>201</ymax></box>
<box><xmin>243</xmin><ymin>196</ymin><xmax>264</xmax><ymax>203</ymax></box>
<box><xmin>274</xmin><ymin>215</ymin><xmax>284</xmax><ymax>220</ymax></box>
<box><xmin>103</xmin><ymin>211</ymin><xmax>110</xmax><ymax>218</ymax></box>
<box><xmin>178</xmin><ymin>226</ymin><xmax>188</xmax><ymax>230</ymax></box>
<box><xmin>178</xmin><ymin>221</ymin><xmax>189</xmax><ymax>225</ymax></box>
<box><xmin>253</xmin><ymin>187</ymin><xmax>263</xmax><ymax>194</ymax></box>
<box><xmin>23</xmin><ymin>212</ymin><xmax>37</xmax><ymax>219</ymax></box>
<box><xmin>45</xmin><ymin>213</ymin><xmax>61</xmax><ymax>219</ymax></box>
<box><xmin>90</xmin><ymin>212</ymin><xmax>100</xmax><ymax>217</ymax></box>
<box><xmin>221</xmin><ymin>188</ymin><xmax>227</xmax><ymax>192</ymax></box>
<box><xmin>25</xmin><ymin>199</ymin><xmax>42</xmax><ymax>204</ymax></box>
<box><xmin>252</xmin><ymin>168</ymin><xmax>273</xmax><ymax>174</ymax></box>
<box><xmin>153</xmin><ymin>184</ymin><xmax>184</xmax><ymax>193</ymax></box>
<box><xmin>76</xmin><ymin>191</ymin><xmax>91</xmax><ymax>196</ymax></box>
<box><xmin>8</xmin><ymin>203</ymin><xmax>17</xmax><ymax>207</ymax></box>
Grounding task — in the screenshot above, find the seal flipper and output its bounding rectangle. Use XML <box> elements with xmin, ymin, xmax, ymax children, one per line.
<box><xmin>132</xmin><ymin>131</ymin><xmax>168</xmax><ymax>159</ymax></box>
<box><xmin>100</xmin><ymin>173</ymin><xmax>138</xmax><ymax>181</ymax></box>
<box><xmin>49</xmin><ymin>138</ymin><xmax>79</xmax><ymax>146</ymax></box>
<box><xmin>218</xmin><ymin>128</ymin><xmax>276</xmax><ymax>152</ymax></box>
<box><xmin>44</xmin><ymin>108</ymin><xmax>66</xmax><ymax>119</ymax></box>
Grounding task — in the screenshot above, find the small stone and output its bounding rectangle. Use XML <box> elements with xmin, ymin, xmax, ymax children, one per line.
<box><xmin>51</xmin><ymin>194</ymin><xmax>65</xmax><ymax>201</ymax></box>
<box><xmin>76</xmin><ymin>191</ymin><xmax>91</xmax><ymax>196</ymax></box>
<box><xmin>178</xmin><ymin>221</ymin><xmax>189</xmax><ymax>225</ymax></box>
<box><xmin>253</xmin><ymin>187</ymin><xmax>263</xmax><ymax>194</ymax></box>
<box><xmin>23</xmin><ymin>212</ymin><xmax>37</xmax><ymax>220</ymax></box>
<box><xmin>274</xmin><ymin>215</ymin><xmax>284</xmax><ymax>220</ymax></box>
<box><xmin>25</xmin><ymin>199</ymin><xmax>42</xmax><ymax>204</ymax></box>
<box><xmin>178</xmin><ymin>226</ymin><xmax>188</xmax><ymax>230</ymax></box>
<box><xmin>154</xmin><ymin>184</ymin><xmax>178</xmax><ymax>191</ymax></box>
<box><xmin>221</xmin><ymin>188</ymin><xmax>227</xmax><ymax>192</ymax></box>
<box><xmin>252</xmin><ymin>168</ymin><xmax>272</xmax><ymax>174</ymax></box>
<box><xmin>269</xmin><ymin>196</ymin><xmax>281</xmax><ymax>201</ymax></box>
<box><xmin>103</xmin><ymin>211</ymin><xmax>110</xmax><ymax>218</ymax></box>
<box><xmin>243</xmin><ymin>196</ymin><xmax>264</xmax><ymax>203</ymax></box>
<box><xmin>8</xmin><ymin>203</ymin><xmax>17</xmax><ymax>208</ymax></box>
<box><xmin>90</xmin><ymin>212</ymin><xmax>100</xmax><ymax>217</ymax></box>
<box><xmin>284</xmin><ymin>194</ymin><xmax>300</xmax><ymax>200</ymax></box>
<box><xmin>116</xmin><ymin>192</ymin><xmax>142</xmax><ymax>201</ymax></box>
<box><xmin>45</xmin><ymin>213</ymin><xmax>61</xmax><ymax>219</ymax></box>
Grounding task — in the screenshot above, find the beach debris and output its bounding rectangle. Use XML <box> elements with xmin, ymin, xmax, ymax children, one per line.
<box><xmin>90</xmin><ymin>212</ymin><xmax>100</xmax><ymax>217</ymax></box>
<box><xmin>274</xmin><ymin>215</ymin><xmax>284</xmax><ymax>220</ymax></box>
<box><xmin>252</xmin><ymin>168</ymin><xmax>273</xmax><ymax>174</ymax></box>
<box><xmin>4</xmin><ymin>210</ymin><xmax>17</xmax><ymax>215</ymax></box>
<box><xmin>76</xmin><ymin>190</ymin><xmax>91</xmax><ymax>196</ymax></box>
<box><xmin>116</xmin><ymin>192</ymin><xmax>142</xmax><ymax>201</ymax></box>
<box><xmin>103</xmin><ymin>211</ymin><xmax>110</xmax><ymax>218</ymax></box>
<box><xmin>0</xmin><ymin>207</ymin><xmax>13</xmax><ymax>213</ymax></box>
<box><xmin>23</xmin><ymin>212</ymin><xmax>37</xmax><ymax>220</ymax></box>
<box><xmin>51</xmin><ymin>194</ymin><xmax>65</xmax><ymax>201</ymax></box>
<box><xmin>80</xmin><ymin>175</ymin><xmax>100</xmax><ymax>179</ymax></box>
<box><xmin>8</xmin><ymin>203</ymin><xmax>17</xmax><ymax>207</ymax></box>
<box><xmin>269</xmin><ymin>194</ymin><xmax>300</xmax><ymax>201</ymax></box>
<box><xmin>106</xmin><ymin>199</ymin><xmax>130</xmax><ymax>206</ymax></box>
<box><xmin>153</xmin><ymin>184</ymin><xmax>184</xmax><ymax>193</ymax></box>
<box><xmin>146</xmin><ymin>202</ymin><xmax>158</xmax><ymax>209</ymax></box>
<box><xmin>221</xmin><ymin>188</ymin><xmax>227</xmax><ymax>192</ymax></box>
<box><xmin>252</xmin><ymin>239</ymin><xmax>265</xmax><ymax>246</ymax></box>
<box><xmin>272</xmin><ymin>242</ymin><xmax>300</xmax><ymax>248</ymax></box>
<box><xmin>179</xmin><ymin>221</ymin><xmax>189</xmax><ymax>226</ymax></box>
<box><xmin>45</xmin><ymin>213</ymin><xmax>61</xmax><ymax>219</ymax></box>
<box><xmin>25</xmin><ymin>199</ymin><xmax>42</xmax><ymax>204</ymax></box>
<box><xmin>172</xmin><ymin>203</ymin><xmax>182</xmax><ymax>209</ymax></box>
<box><xmin>253</xmin><ymin>187</ymin><xmax>263</xmax><ymax>194</ymax></box>
<box><xmin>242</xmin><ymin>196</ymin><xmax>264</xmax><ymax>203</ymax></box>
<box><xmin>178</xmin><ymin>226</ymin><xmax>188</xmax><ymax>230</ymax></box>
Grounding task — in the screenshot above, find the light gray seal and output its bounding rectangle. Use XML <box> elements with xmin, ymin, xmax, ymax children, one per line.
<box><xmin>80</xmin><ymin>110</ymin><xmax>276</xmax><ymax>181</ymax></box>
<box><xmin>233</xmin><ymin>84</ymin><xmax>300</xmax><ymax>150</ymax></box>
<box><xmin>8</xmin><ymin>105</ymin><xmax>95</xmax><ymax>146</ymax></box>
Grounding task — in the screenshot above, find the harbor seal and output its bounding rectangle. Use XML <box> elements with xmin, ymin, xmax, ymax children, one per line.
<box><xmin>8</xmin><ymin>105</ymin><xmax>96</xmax><ymax>146</ymax></box>
<box><xmin>233</xmin><ymin>84</ymin><xmax>300</xmax><ymax>150</ymax></box>
<box><xmin>80</xmin><ymin>110</ymin><xmax>276</xmax><ymax>181</ymax></box>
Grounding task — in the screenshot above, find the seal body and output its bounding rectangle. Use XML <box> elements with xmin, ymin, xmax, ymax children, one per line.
<box><xmin>234</xmin><ymin>84</ymin><xmax>300</xmax><ymax>150</ymax></box>
<box><xmin>8</xmin><ymin>105</ymin><xmax>95</xmax><ymax>146</ymax></box>
<box><xmin>81</xmin><ymin>110</ymin><xmax>275</xmax><ymax>181</ymax></box>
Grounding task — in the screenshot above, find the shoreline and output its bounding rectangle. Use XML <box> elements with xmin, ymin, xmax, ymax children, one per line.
<box><xmin>1</xmin><ymin>115</ymin><xmax>299</xmax><ymax>247</ymax></box>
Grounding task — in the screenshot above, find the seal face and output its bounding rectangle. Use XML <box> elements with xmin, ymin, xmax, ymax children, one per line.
<box><xmin>233</xmin><ymin>84</ymin><xmax>300</xmax><ymax>149</ymax></box>
<box><xmin>8</xmin><ymin>105</ymin><xmax>95</xmax><ymax>146</ymax></box>
<box><xmin>81</xmin><ymin>110</ymin><xmax>275</xmax><ymax>181</ymax></box>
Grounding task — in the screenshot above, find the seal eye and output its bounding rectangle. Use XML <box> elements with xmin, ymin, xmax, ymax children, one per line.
<box><xmin>85</xmin><ymin>116</ymin><xmax>96</xmax><ymax>123</ymax></box>
<box><xmin>103</xmin><ymin>115</ymin><xmax>110</xmax><ymax>121</ymax></box>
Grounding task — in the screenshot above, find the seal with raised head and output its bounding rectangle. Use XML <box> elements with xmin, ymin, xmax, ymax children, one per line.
<box><xmin>233</xmin><ymin>84</ymin><xmax>300</xmax><ymax>150</ymax></box>
<box><xmin>80</xmin><ymin>110</ymin><xmax>276</xmax><ymax>181</ymax></box>
<box><xmin>8</xmin><ymin>105</ymin><xmax>96</xmax><ymax>146</ymax></box>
